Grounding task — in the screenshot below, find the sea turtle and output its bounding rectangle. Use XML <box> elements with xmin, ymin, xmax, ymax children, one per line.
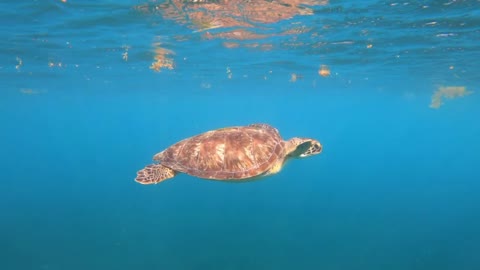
<box><xmin>135</xmin><ymin>123</ymin><xmax>322</xmax><ymax>184</ymax></box>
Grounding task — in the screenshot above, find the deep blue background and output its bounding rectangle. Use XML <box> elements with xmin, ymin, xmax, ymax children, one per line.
<box><xmin>1</xmin><ymin>0</ymin><xmax>479</xmax><ymax>269</ymax></box>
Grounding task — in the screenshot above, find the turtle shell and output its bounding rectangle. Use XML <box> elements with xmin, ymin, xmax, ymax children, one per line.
<box><xmin>153</xmin><ymin>124</ymin><xmax>285</xmax><ymax>180</ymax></box>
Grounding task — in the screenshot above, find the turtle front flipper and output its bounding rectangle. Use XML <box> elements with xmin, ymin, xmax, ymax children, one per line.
<box><xmin>135</xmin><ymin>164</ymin><xmax>177</xmax><ymax>185</ymax></box>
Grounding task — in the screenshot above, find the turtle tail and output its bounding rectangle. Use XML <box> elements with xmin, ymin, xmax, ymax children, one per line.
<box><xmin>135</xmin><ymin>164</ymin><xmax>177</xmax><ymax>185</ymax></box>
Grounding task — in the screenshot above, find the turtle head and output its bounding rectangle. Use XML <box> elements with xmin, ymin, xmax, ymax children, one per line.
<box><xmin>286</xmin><ymin>138</ymin><xmax>322</xmax><ymax>158</ymax></box>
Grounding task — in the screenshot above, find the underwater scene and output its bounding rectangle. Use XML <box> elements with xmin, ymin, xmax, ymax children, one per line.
<box><xmin>1</xmin><ymin>0</ymin><xmax>479</xmax><ymax>269</ymax></box>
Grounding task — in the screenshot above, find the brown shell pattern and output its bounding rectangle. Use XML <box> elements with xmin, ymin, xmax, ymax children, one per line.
<box><xmin>154</xmin><ymin>124</ymin><xmax>285</xmax><ymax>180</ymax></box>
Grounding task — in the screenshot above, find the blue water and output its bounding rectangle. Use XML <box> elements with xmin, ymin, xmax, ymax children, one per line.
<box><xmin>1</xmin><ymin>0</ymin><xmax>480</xmax><ymax>269</ymax></box>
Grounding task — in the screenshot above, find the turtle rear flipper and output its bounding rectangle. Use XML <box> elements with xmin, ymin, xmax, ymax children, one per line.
<box><xmin>135</xmin><ymin>164</ymin><xmax>177</xmax><ymax>185</ymax></box>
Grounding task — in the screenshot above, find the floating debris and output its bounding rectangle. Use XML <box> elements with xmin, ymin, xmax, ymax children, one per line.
<box><xmin>122</xmin><ymin>45</ymin><xmax>130</xmax><ymax>62</ymax></box>
<box><xmin>15</xmin><ymin>57</ymin><xmax>22</xmax><ymax>70</ymax></box>
<box><xmin>429</xmin><ymin>86</ymin><xmax>473</xmax><ymax>109</ymax></box>
<box><xmin>48</xmin><ymin>61</ymin><xmax>63</xmax><ymax>68</ymax></box>
<box><xmin>150</xmin><ymin>58</ymin><xmax>174</xmax><ymax>72</ymax></box>
<box><xmin>290</xmin><ymin>73</ymin><xmax>303</xmax><ymax>82</ymax></box>
<box><xmin>19</xmin><ymin>88</ymin><xmax>45</xmax><ymax>95</ymax></box>
<box><xmin>318</xmin><ymin>65</ymin><xmax>330</xmax><ymax>77</ymax></box>
<box><xmin>200</xmin><ymin>82</ymin><xmax>211</xmax><ymax>89</ymax></box>
<box><xmin>150</xmin><ymin>43</ymin><xmax>175</xmax><ymax>72</ymax></box>
<box><xmin>226</xmin><ymin>67</ymin><xmax>232</xmax><ymax>79</ymax></box>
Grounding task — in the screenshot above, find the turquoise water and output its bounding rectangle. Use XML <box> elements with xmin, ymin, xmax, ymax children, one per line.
<box><xmin>1</xmin><ymin>1</ymin><xmax>480</xmax><ymax>269</ymax></box>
